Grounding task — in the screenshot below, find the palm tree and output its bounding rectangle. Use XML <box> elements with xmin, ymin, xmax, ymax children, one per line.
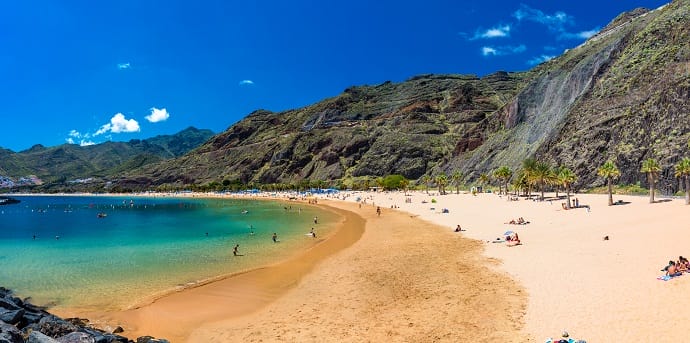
<box><xmin>435</xmin><ymin>173</ymin><xmax>448</xmax><ymax>195</ymax></box>
<box><xmin>674</xmin><ymin>157</ymin><xmax>690</xmax><ymax>205</ymax></box>
<box><xmin>522</xmin><ymin>158</ymin><xmax>538</xmax><ymax>197</ymax></box>
<box><xmin>421</xmin><ymin>175</ymin><xmax>432</xmax><ymax>195</ymax></box>
<box><xmin>493</xmin><ymin>166</ymin><xmax>513</xmax><ymax>195</ymax></box>
<box><xmin>640</xmin><ymin>158</ymin><xmax>661</xmax><ymax>203</ymax></box>
<box><xmin>597</xmin><ymin>161</ymin><xmax>620</xmax><ymax>206</ymax></box>
<box><xmin>478</xmin><ymin>173</ymin><xmax>490</xmax><ymax>192</ymax></box>
<box><xmin>400</xmin><ymin>178</ymin><xmax>410</xmax><ymax>196</ymax></box>
<box><xmin>512</xmin><ymin>169</ymin><xmax>529</xmax><ymax>197</ymax></box>
<box><xmin>557</xmin><ymin>167</ymin><xmax>578</xmax><ymax>209</ymax></box>
<box><xmin>531</xmin><ymin>161</ymin><xmax>553</xmax><ymax>201</ymax></box>
<box><xmin>451</xmin><ymin>171</ymin><xmax>462</xmax><ymax>194</ymax></box>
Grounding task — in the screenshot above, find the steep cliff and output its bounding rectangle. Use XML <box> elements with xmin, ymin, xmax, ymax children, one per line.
<box><xmin>533</xmin><ymin>0</ymin><xmax>689</xmax><ymax>192</ymax></box>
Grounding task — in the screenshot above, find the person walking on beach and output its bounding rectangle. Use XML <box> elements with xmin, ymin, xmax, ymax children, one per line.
<box><xmin>272</xmin><ymin>232</ymin><xmax>278</xmax><ymax>243</ymax></box>
<box><xmin>313</xmin><ymin>216</ymin><xmax>318</xmax><ymax>224</ymax></box>
<box><xmin>376</xmin><ymin>206</ymin><xmax>381</xmax><ymax>216</ymax></box>
<box><xmin>233</xmin><ymin>244</ymin><xmax>239</xmax><ymax>256</ymax></box>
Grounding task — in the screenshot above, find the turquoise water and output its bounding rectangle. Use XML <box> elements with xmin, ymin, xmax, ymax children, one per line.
<box><xmin>0</xmin><ymin>195</ymin><xmax>338</xmax><ymax>311</ymax></box>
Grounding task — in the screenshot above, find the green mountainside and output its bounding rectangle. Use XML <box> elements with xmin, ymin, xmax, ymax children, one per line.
<box><xmin>127</xmin><ymin>72</ymin><xmax>528</xmax><ymax>189</ymax></box>
<box><xmin>7</xmin><ymin>0</ymin><xmax>690</xmax><ymax>194</ymax></box>
<box><xmin>115</xmin><ymin>0</ymin><xmax>688</xmax><ymax>192</ymax></box>
<box><xmin>0</xmin><ymin>127</ymin><xmax>214</xmax><ymax>186</ymax></box>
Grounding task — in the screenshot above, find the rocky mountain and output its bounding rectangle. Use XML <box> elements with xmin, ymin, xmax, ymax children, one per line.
<box><xmin>0</xmin><ymin>127</ymin><xmax>214</xmax><ymax>185</ymax></box>
<box><xmin>86</xmin><ymin>0</ymin><xmax>690</xmax><ymax>192</ymax></box>
<box><xmin>128</xmin><ymin>72</ymin><xmax>529</xmax><ymax>188</ymax></box>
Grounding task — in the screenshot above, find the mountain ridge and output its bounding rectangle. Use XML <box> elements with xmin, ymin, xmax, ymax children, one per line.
<box><xmin>0</xmin><ymin>127</ymin><xmax>214</xmax><ymax>187</ymax></box>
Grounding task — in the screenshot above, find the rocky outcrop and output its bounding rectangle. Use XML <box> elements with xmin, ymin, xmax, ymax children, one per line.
<box><xmin>0</xmin><ymin>287</ymin><xmax>167</xmax><ymax>343</ymax></box>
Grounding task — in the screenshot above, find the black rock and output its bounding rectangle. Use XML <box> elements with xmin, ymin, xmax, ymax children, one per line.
<box><xmin>0</xmin><ymin>299</ymin><xmax>19</xmax><ymax>311</ymax></box>
<box><xmin>56</xmin><ymin>332</ymin><xmax>96</xmax><ymax>343</ymax></box>
<box><xmin>21</xmin><ymin>311</ymin><xmax>46</xmax><ymax>328</ymax></box>
<box><xmin>36</xmin><ymin>315</ymin><xmax>78</xmax><ymax>338</ymax></box>
<box><xmin>0</xmin><ymin>308</ymin><xmax>24</xmax><ymax>325</ymax></box>
<box><xmin>0</xmin><ymin>322</ymin><xmax>23</xmax><ymax>343</ymax></box>
<box><xmin>27</xmin><ymin>330</ymin><xmax>60</xmax><ymax>343</ymax></box>
<box><xmin>111</xmin><ymin>327</ymin><xmax>124</xmax><ymax>334</ymax></box>
<box><xmin>10</xmin><ymin>298</ymin><xmax>23</xmax><ymax>308</ymax></box>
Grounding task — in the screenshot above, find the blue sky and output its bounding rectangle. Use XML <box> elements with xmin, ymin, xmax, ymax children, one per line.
<box><xmin>0</xmin><ymin>0</ymin><xmax>669</xmax><ymax>151</ymax></box>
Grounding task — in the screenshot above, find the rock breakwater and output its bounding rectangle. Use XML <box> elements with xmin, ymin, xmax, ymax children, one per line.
<box><xmin>0</xmin><ymin>287</ymin><xmax>167</xmax><ymax>343</ymax></box>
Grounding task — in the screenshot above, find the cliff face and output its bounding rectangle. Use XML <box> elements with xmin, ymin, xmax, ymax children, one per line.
<box><xmin>448</xmin><ymin>24</ymin><xmax>631</xmax><ymax>180</ymax></box>
<box><xmin>534</xmin><ymin>0</ymin><xmax>690</xmax><ymax>192</ymax></box>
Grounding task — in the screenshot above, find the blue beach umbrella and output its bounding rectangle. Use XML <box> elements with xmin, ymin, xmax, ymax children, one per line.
<box><xmin>503</xmin><ymin>230</ymin><xmax>514</xmax><ymax>236</ymax></box>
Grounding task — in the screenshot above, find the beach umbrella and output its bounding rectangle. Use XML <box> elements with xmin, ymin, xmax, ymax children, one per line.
<box><xmin>503</xmin><ymin>230</ymin><xmax>514</xmax><ymax>236</ymax></box>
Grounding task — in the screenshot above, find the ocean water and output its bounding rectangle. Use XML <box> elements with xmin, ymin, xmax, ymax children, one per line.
<box><xmin>0</xmin><ymin>195</ymin><xmax>338</xmax><ymax>311</ymax></box>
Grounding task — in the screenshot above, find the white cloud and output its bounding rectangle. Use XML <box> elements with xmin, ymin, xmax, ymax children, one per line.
<box><xmin>65</xmin><ymin>135</ymin><xmax>96</xmax><ymax>146</ymax></box>
<box><xmin>238</xmin><ymin>79</ymin><xmax>254</xmax><ymax>86</ymax></box>
<box><xmin>513</xmin><ymin>5</ymin><xmax>572</xmax><ymax>32</ymax></box>
<box><xmin>66</xmin><ymin>130</ymin><xmax>94</xmax><ymax>145</ymax></box>
<box><xmin>527</xmin><ymin>54</ymin><xmax>556</xmax><ymax>66</ymax></box>
<box><xmin>559</xmin><ymin>28</ymin><xmax>599</xmax><ymax>40</ymax></box>
<box><xmin>145</xmin><ymin>107</ymin><xmax>170</xmax><ymax>123</ymax></box>
<box><xmin>94</xmin><ymin>113</ymin><xmax>140</xmax><ymax>136</ymax></box>
<box><xmin>117</xmin><ymin>62</ymin><xmax>131</xmax><ymax>70</ymax></box>
<box><xmin>481</xmin><ymin>44</ymin><xmax>526</xmax><ymax>57</ymax></box>
<box><xmin>472</xmin><ymin>25</ymin><xmax>511</xmax><ymax>40</ymax></box>
<box><xmin>482</xmin><ymin>47</ymin><xmax>498</xmax><ymax>56</ymax></box>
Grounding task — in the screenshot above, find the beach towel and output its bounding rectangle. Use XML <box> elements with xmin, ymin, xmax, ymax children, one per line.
<box><xmin>657</xmin><ymin>274</ymin><xmax>682</xmax><ymax>281</ymax></box>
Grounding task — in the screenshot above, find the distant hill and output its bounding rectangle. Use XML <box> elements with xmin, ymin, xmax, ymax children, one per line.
<box><xmin>0</xmin><ymin>127</ymin><xmax>214</xmax><ymax>186</ymax></box>
<box><xmin>115</xmin><ymin>0</ymin><xmax>689</xmax><ymax>193</ymax></box>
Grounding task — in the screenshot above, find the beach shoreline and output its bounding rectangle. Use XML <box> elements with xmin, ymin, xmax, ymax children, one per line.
<box><xmin>51</xmin><ymin>200</ymin><xmax>367</xmax><ymax>342</ymax></box>
<box><xmin>18</xmin><ymin>189</ymin><xmax>690</xmax><ymax>342</ymax></box>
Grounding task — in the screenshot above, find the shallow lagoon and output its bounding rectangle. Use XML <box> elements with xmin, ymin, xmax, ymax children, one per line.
<box><xmin>0</xmin><ymin>195</ymin><xmax>337</xmax><ymax>311</ymax></box>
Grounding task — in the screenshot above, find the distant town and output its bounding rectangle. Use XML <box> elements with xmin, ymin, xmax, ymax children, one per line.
<box><xmin>0</xmin><ymin>175</ymin><xmax>43</xmax><ymax>188</ymax></box>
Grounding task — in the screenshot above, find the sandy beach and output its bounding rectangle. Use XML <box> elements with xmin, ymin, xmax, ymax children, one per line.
<box><xmin>54</xmin><ymin>190</ymin><xmax>690</xmax><ymax>342</ymax></box>
<box><xmin>319</xmin><ymin>191</ymin><xmax>690</xmax><ymax>342</ymax></box>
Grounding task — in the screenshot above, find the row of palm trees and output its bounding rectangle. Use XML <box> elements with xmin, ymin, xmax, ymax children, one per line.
<box><xmin>418</xmin><ymin>156</ymin><xmax>690</xmax><ymax>207</ymax></box>
<box><xmin>598</xmin><ymin>157</ymin><xmax>690</xmax><ymax>205</ymax></box>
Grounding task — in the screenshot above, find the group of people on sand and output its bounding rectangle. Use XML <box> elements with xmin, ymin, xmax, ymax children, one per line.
<box><xmin>546</xmin><ymin>330</ymin><xmax>586</xmax><ymax>343</ymax></box>
<box><xmin>662</xmin><ymin>256</ymin><xmax>689</xmax><ymax>277</ymax></box>
<box><xmin>506</xmin><ymin>217</ymin><xmax>529</xmax><ymax>225</ymax></box>
<box><xmin>505</xmin><ymin>232</ymin><xmax>521</xmax><ymax>246</ymax></box>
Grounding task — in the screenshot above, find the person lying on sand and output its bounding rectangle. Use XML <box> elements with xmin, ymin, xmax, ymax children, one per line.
<box><xmin>506</xmin><ymin>233</ymin><xmax>521</xmax><ymax>246</ymax></box>
<box><xmin>505</xmin><ymin>217</ymin><xmax>529</xmax><ymax>225</ymax></box>
<box><xmin>677</xmin><ymin>256</ymin><xmax>688</xmax><ymax>272</ymax></box>
<box><xmin>666</xmin><ymin>261</ymin><xmax>682</xmax><ymax>277</ymax></box>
